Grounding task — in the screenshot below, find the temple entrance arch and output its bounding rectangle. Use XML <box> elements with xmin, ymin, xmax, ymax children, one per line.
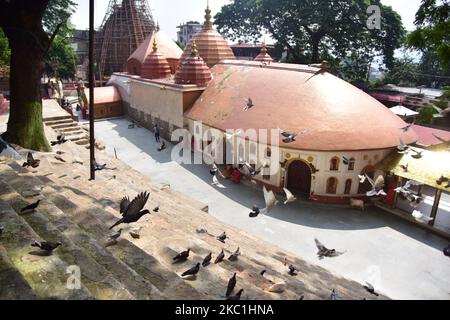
<box><xmin>286</xmin><ymin>159</ymin><xmax>312</xmax><ymax>198</ymax></box>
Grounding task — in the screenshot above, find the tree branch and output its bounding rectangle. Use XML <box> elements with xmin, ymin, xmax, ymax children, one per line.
<box><xmin>45</xmin><ymin>21</ymin><xmax>64</xmax><ymax>54</ymax></box>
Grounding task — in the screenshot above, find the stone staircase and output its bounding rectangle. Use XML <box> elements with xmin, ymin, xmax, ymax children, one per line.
<box><xmin>43</xmin><ymin>114</ymin><xmax>90</xmax><ymax>148</ymax></box>
<box><xmin>0</xmin><ymin>127</ymin><xmax>388</xmax><ymax>300</ymax></box>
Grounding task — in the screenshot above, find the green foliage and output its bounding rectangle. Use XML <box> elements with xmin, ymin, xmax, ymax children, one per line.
<box><xmin>214</xmin><ymin>0</ymin><xmax>405</xmax><ymax>75</ymax></box>
<box><xmin>0</xmin><ymin>29</ymin><xmax>10</xmax><ymax>67</ymax></box>
<box><xmin>43</xmin><ymin>0</ymin><xmax>77</xmax><ymax>38</ymax></box>
<box><xmin>175</xmin><ymin>40</ymin><xmax>186</xmax><ymax>51</ymax></box>
<box><xmin>44</xmin><ymin>35</ymin><xmax>76</xmax><ymax>79</ymax></box>
<box><xmin>406</xmin><ymin>0</ymin><xmax>450</xmax><ymax>68</ymax></box>
<box><xmin>416</xmin><ymin>105</ymin><xmax>438</xmax><ymax>124</ymax></box>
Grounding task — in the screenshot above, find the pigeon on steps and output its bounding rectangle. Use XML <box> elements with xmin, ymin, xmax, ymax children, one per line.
<box><xmin>31</xmin><ymin>240</ymin><xmax>62</xmax><ymax>252</ymax></box>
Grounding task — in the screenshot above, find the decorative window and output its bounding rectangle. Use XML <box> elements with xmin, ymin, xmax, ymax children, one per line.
<box><xmin>348</xmin><ymin>158</ymin><xmax>355</xmax><ymax>171</ymax></box>
<box><xmin>266</xmin><ymin>147</ymin><xmax>272</xmax><ymax>157</ymax></box>
<box><xmin>344</xmin><ymin>179</ymin><xmax>352</xmax><ymax>195</ymax></box>
<box><xmin>374</xmin><ymin>154</ymin><xmax>380</xmax><ymax>161</ymax></box>
<box><xmin>363</xmin><ymin>154</ymin><xmax>369</xmax><ymax>160</ymax></box>
<box><xmin>330</xmin><ymin>157</ymin><xmax>340</xmax><ymax>171</ymax></box>
<box><xmin>238</xmin><ymin>144</ymin><xmax>245</xmax><ymax>159</ymax></box>
<box><xmin>250</xmin><ymin>143</ymin><xmax>257</xmax><ymax>155</ymax></box>
<box><xmin>326</xmin><ymin>177</ymin><xmax>338</xmax><ymax>194</ymax></box>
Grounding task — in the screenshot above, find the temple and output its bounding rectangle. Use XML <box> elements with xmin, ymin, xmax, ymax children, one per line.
<box><xmin>108</xmin><ymin>2</ymin><xmax>431</xmax><ymax>203</ymax></box>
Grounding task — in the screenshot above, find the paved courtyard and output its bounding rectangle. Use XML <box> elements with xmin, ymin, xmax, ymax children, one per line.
<box><xmin>93</xmin><ymin>118</ymin><xmax>450</xmax><ymax>300</ymax></box>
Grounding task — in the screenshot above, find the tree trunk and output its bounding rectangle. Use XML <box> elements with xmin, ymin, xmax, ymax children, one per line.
<box><xmin>0</xmin><ymin>0</ymin><xmax>51</xmax><ymax>151</ymax></box>
<box><xmin>311</xmin><ymin>39</ymin><xmax>320</xmax><ymax>64</ymax></box>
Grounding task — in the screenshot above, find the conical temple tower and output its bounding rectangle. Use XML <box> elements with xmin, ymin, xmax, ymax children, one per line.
<box><xmin>95</xmin><ymin>0</ymin><xmax>155</xmax><ymax>82</ymax></box>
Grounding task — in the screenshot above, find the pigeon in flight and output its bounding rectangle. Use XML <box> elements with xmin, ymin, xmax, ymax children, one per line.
<box><xmin>202</xmin><ymin>252</ymin><xmax>212</xmax><ymax>267</ymax></box>
<box><xmin>412</xmin><ymin>210</ymin><xmax>434</xmax><ymax>223</ymax></box>
<box><xmin>107</xmin><ymin>228</ymin><xmax>122</xmax><ymax>241</ymax></box>
<box><xmin>260</xmin><ymin>269</ymin><xmax>267</xmax><ymax>276</ymax></box>
<box><xmin>157</xmin><ymin>141</ymin><xmax>166</xmax><ymax>152</ymax></box>
<box><xmin>314</xmin><ymin>238</ymin><xmax>345</xmax><ymax>259</ymax></box>
<box><xmin>217</xmin><ymin>232</ymin><xmax>227</xmax><ymax>243</ymax></box>
<box><xmin>279</xmin><ymin>129</ymin><xmax>307</xmax><ymax>144</ymax></box>
<box><xmin>20</xmin><ymin>199</ymin><xmax>41</xmax><ymax>213</ymax></box>
<box><xmin>365</xmin><ymin>174</ymin><xmax>386</xmax><ymax>197</ymax></box>
<box><xmin>214</xmin><ymin>249</ymin><xmax>225</xmax><ymax>264</ymax></box>
<box><xmin>411</xmin><ymin>149</ymin><xmax>423</xmax><ymax>159</ymax></box>
<box><xmin>358</xmin><ymin>175</ymin><xmax>366</xmax><ymax>184</ymax></box>
<box><xmin>305</xmin><ymin>61</ymin><xmax>331</xmax><ymax>81</ymax></box>
<box><xmin>181</xmin><ymin>262</ymin><xmax>200</xmax><ymax>277</ymax></box>
<box><xmin>210</xmin><ymin>163</ymin><xmax>225</xmax><ymax>178</ymax></box>
<box><xmin>397</xmin><ymin>139</ymin><xmax>410</xmax><ymax>153</ymax></box>
<box><xmin>432</xmin><ymin>134</ymin><xmax>450</xmax><ymax>150</ymax></box>
<box><xmin>330</xmin><ymin>289</ymin><xmax>338</xmax><ymax>300</ymax></box>
<box><xmin>261</xmin><ymin>186</ymin><xmax>279</xmax><ymax>214</ymax></box>
<box><xmin>109</xmin><ymin>191</ymin><xmax>151</xmax><ymax>229</ymax></box>
<box><xmin>228</xmin><ymin>247</ymin><xmax>240</xmax><ymax>261</ymax></box>
<box><xmin>119</xmin><ymin>192</ymin><xmax>150</xmax><ymax>217</ymax></box>
<box><xmin>31</xmin><ymin>240</ymin><xmax>62</xmax><ymax>252</ymax></box>
<box><xmin>225</xmin><ymin>129</ymin><xmax>243</xmax><ymax>140</ymax></box>
<box><xmin>226</xmin><ymin>289</ymin><xmax>244</xmax><ymax>300</ymax></box>
<box><xmin>22</xmin><ymin>152</ymin><xmax>40</xmax><ymax>168</ymax></box>
<box><xmin>249</xmin><ymin>205</ymin><xmax>260</xmax><ymax>218</ymax></box>
<box><xmin>436</xmin><ymin>175</ymin><xmax>449</xmax><ymax>185</ymax></box>
<box><xmin>129</xmin><ymin>226</ymin><xmax>143</xmax><ymax>239</ymax></box>
<box><xmin>173</xmin><ymin>249</ymin><xmax>190</xmax><ymax>262</ymax></box>
<box><xmin>267</xmin><ymin>280</ymin><xmax>287</xmax><ymax>293</ymax></box>
<box><xmin>0</xmin><ymin>136</ymin><xmax>20</xmax><ymax>160</ymax></box>
<box><xmin>50</xmin><ymin>133</ymin><xmax>67</xmax><ymax>146</ymax></box>
<box><xmin>152</xmin><ymin>205</ymin><xmax>160</xmax><ymax>213</ymax></box>
<box><xmin>283</xmin><ymin>187</ymin><xmax>297</xmax><ymax>204</ymax></box>
<box><xmin>400</xmin><ymin>163</ymin><xmax>409</xmax><ymax>173</ymax></box>
<box><xmin>400</xmin><ymin>122</ymin><xmax>414</xmax><ymax>132</ymax></box>
<box><xmin>212</xmin><ymin>175</ymin><xmax>227</xmax><ymax>189</ymax></box>
<box><xmin>243</xmin><ymin>98</ymin><xmax>254</xmax><ymax>111</ymax></box>
<box><xmin>342</xmin><ymin>156</ymin><xmax>355</xmax><ymax>166</ymax></box>
<box><xmin>363</xmin><ymin>282</ymin><xmax>379</xmax><ymax>296</ymax></box>
<box><xmin>226</xmin><ymin>273</ymin><xmax>237</xmax><ymax>297</ymax></box>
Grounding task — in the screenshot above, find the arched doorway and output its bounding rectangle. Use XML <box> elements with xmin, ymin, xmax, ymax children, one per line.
<box><xmin>287</xmin><ymin>160</ymin><xmax>312</xmax><ymax>198</ymax></box>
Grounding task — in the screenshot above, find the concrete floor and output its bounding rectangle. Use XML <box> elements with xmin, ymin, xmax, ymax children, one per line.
<box><xmin>94</xmin><ymin>118</ymin><xmax>450</xmax><ymax>299</ymax></box>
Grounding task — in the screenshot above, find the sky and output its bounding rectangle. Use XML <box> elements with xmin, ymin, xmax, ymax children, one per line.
<box><xmin>71</xmin><ymin>0</ymin><xmax>423</xmax><ymax>41</ymax></box>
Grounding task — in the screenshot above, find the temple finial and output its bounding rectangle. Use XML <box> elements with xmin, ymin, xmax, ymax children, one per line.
<box><xmin>156</xmin><ymin>21</ymin><xmax>160</xmax><ymax>32</ymax></box>
<box><xmin>152</xmin><ymin>38</ymin><xmax>158</xmax><ymax>52</ymax></box>
<box><xmin>191</xmin><ymin>40</ymin><xmax>198</xmax><ymax>56</ymax></box>
<box><xmin>261</xmin><ymin>40</ymin><xmax>267</xmax><ymax>53</ymax></box>
<box><xmin>203</xmin><ymin>0</ymin><xmax>213</xmax><ymax>30</ymax></box>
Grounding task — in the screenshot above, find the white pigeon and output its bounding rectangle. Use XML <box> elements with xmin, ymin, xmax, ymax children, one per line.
<box><xmin>261</xmin><ymin>186</ymin><xmax>279</xmax><ymax>213</ymax></box>
<box><xmin>365</xmin><ymin>174</ymin><xmax>386</xmax><ymax>197</ymax></box>
<box><xmin>283</xmin><ymin>187</ymin><xmax>297</xmax><ymax>204</ymax></box>
<box><xmin>267</xmin><ymin>280</ymin><xmax>287</xmax><ymax>293</ymax></box>
<box><xmin>412</xmin><ymin>210</ymin><xmax>434</xmax><ymax>223</ymax></box>
<box><xmin>225</xmin><ymin>129</ymin><xmax>243</xmax><ymax>140</ymax></box>
<box><xmin>358</xmin><ymin>175</ymin><xmax>366</xmax><ymax>184</ymax></box>
<box><xmin>212</xmin><ymin>175</ymin><xmax>226</xmax><ymax>189</ymax></box>
<box><xmin>0</xmin><ymin>136</ymin><xmax>21</xmax><ymax>160</ymax></box>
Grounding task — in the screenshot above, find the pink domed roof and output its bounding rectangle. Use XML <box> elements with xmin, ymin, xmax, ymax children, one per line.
<box><xmin>175</xmin><ymin>42</ymin><xmax>212</xmax><ymax>86</ymax></box>
<box><xmin>185</xmin><ymin>60</ymin><xmax>418</xmax><ymax>151</ymax></box>
<box><xmin>141</xmin><ymin>39</ymin><xmax>171</xmax><ymax>79</ymax></box>
<box><xmin>179</xmin><ymin>3</ymin><xmax>235</xmax><ymax>68</ymax></box>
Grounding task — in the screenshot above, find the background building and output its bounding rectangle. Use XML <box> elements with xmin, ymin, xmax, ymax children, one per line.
<box><xmin>177</xmin><ymin>21</ymin><xmax>202</xmax><ymax>46</ymax></box>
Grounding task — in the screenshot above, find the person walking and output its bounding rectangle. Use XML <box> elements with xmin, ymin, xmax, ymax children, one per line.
<box><xmin>154</xmin><ymin>124</ymin><xmax>161</xmax><ymax>143</ymax></box>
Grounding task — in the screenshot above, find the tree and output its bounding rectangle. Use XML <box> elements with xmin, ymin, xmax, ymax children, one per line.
<box><xmin>0</xmin><ymin>0</ymin><xmax>75</xmax><ymax>151</ymax></box>
<box><xmin>44</xmin><ymin>35</ymin><xmax>77</xmax><ymax>80</ymax></box>
<box><xmin>214</xmin><ymin>0</ymin><xmax>405</xmax><ymax>70</ymax></box>
<box><xmin>406</xmin><ymin>0</ymin><xmax>450</xmax><ymax>68</ymax></box>
<box><xmin>0</xmin><ymin>29</ymin><xmax>10</xmax><ymax>67</ymax></box>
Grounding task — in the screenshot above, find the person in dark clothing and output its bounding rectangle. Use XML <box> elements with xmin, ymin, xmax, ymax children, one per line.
<box><xmin>154</xmin><ymin>124</ymin><xmax>161</xmax><ymax>143</ymax></box>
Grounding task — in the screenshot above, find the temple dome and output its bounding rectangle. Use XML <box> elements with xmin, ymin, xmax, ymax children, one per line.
<box><xmin>254</xmin><ymin>42</ymin><xmax>273</xmax><ymax>63</ymax></box>
<box><xmin>179</xmin><ymin>3</ymin><xmax>235</xmax><ymax>68</ymax></box>
<box><xmin>127</xmin><ymin>28</ymin><xmax>183</xmax><ymax>75</ymax></box>
<box><xmin>185</xmin><ymin>60</ymin><xmax>418</xmax><ymax>151</ymax></box>
<box><xmin>175</xmin><ymin>41</ymin><xmax>212</xmax><ymax>86</ymax></box>
<box><xmin>141</xmin><ymin>39</ymin><xmax>172</xmax><ymax>79</ymax></box>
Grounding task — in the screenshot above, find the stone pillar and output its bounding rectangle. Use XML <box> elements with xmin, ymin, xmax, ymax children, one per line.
<box><xmin>429</xmin><ymin>189</ymin><xmax>442</xmax><ymax>226</ymax></box>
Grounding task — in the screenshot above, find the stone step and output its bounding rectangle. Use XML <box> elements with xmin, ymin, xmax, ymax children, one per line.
<box><xmin>0</xmin><ymin>199</ymin><xmax>93</xmax><ymax>300</ymax></box>
<box><xmin>58</xmin><ymin>126</ymin><xmax>84</xmax><ymax>133</ymax></box>
<box><xmin>0</xmin><ymin>176</ymin><xmax>137</xmax><ymax>300</ymax></box>
<box><xmin>0</xmin><ymin>244</ymin><xmax>38</xmax><ymax>300</ymax></box>
<box><xmin>44</xmin><ymin>119</ymin><xmax>74</xmax><ymax>126</ymax></box>
<box><xmin>3</xmin><ymin>162</ymin><xmax>165</xmax><ymax>300</ymax></box>
<box><xmin>43</xmin><ymin>115</ymin><xmax>72</xmax><ymax>122</ymax></box>
<box><xmin>50</xmin><ymin>123</ymin><xmax>78</xmax><ymax>130</ymax></box>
